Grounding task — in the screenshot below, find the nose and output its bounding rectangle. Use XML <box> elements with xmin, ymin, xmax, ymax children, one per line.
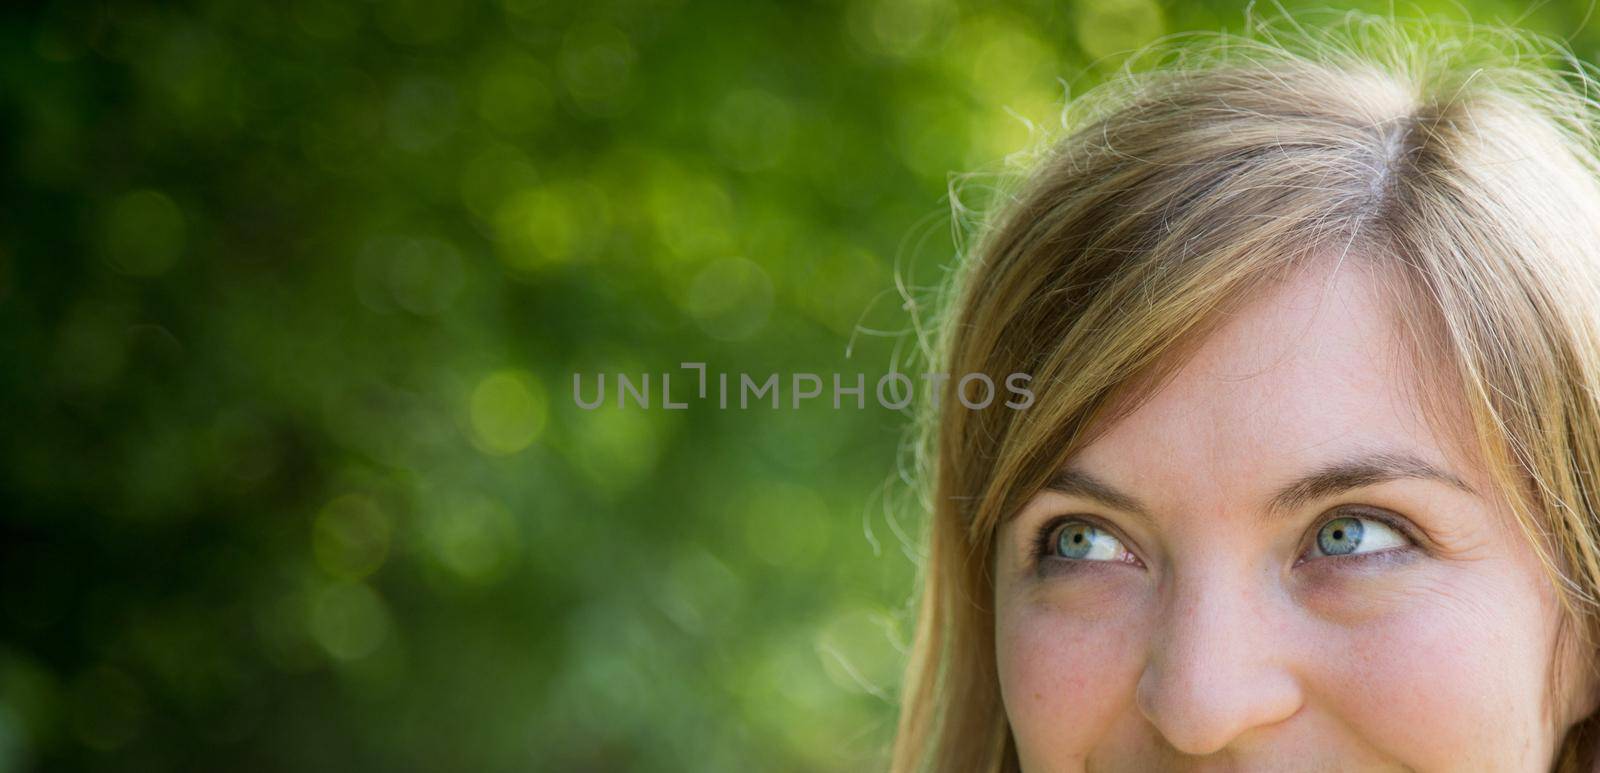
<box><xmin>1136</xmin><ymin>566</ymin><xmax>1304</xmax><ymax>756</ymax></box>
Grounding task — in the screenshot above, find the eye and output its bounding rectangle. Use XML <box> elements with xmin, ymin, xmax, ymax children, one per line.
<box><xmin>1308</xmin><ymin>514</ymin><xmax>1410</xmax><ymax>558</ymax></box>
<box><xmin>1043</xmin><ymin>518</ymin><xmax>1134</xmax><ymax>562</ymax></box>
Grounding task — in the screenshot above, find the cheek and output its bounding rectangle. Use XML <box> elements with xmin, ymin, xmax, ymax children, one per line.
<box><xmin>996</xmin><ymin>587</ymin><xmax>1148</xmax><ymax>767</ymax></box>
<box><xmin>1316</xmin><ymin>573</ymin><xmax>1557</xmax><ymax>768</ymax></box>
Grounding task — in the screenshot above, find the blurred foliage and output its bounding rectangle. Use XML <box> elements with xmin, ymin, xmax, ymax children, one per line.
<box><xmin>0</xmin><ymin>0</ymin><xmax>1596</xmax><ymax>771</ymax></box>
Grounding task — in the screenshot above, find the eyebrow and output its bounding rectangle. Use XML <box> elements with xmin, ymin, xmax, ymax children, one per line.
<box><xmin>1039</xmin><ymin>449</ymin><xmax>1477</xmax><ymax>523</ymax></box>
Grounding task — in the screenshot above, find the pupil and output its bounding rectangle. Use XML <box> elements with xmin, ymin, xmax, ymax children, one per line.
<box><xmin>1332</xmin><ymin>529</ymin><xmax>1344</xmax><ymax>540</ymax></box>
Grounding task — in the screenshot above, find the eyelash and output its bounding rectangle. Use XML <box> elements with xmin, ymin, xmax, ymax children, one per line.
<box><xmin>1028</xmin><ymin>506</ymin><xmax>1424</xmax><ymax>569</ymax></box>
<box><xmin>1031</xmin><ymin>515</ymin><xmax>1066</xmax><ymax>560</ymax></box>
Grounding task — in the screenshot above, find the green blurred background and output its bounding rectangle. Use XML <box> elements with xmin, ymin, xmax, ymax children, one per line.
<box><xmin>1</xmin><ymin>0</ymin><xmax>1594</xmax><ymax>770</ymax></box>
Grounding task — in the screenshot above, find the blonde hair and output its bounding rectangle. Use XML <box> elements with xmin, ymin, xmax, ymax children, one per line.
<box><xmin>892</xmin><ymin>12</ymin><xmax>1600</xmax><ymax>773</ymax></box>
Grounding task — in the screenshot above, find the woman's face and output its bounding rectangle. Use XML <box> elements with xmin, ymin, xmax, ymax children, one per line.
<box><xmin>993</xmin><ymin>259</ymin><xmax>1596</xmax><ymax>771</ymax></box>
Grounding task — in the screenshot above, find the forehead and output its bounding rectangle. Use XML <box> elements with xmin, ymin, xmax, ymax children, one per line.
<box><xmin>1071</xmin><ymin>257</ymin><xmax>1482</xmax><ymax>506</ymax></box>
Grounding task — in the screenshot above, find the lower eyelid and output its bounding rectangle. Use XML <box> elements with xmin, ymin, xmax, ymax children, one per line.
<box><xmin>1034</xmin><ymin>553</ymin><xmax>1142</xmax><ymax>579</ymax></box>
<box><xmin>1298</xmin><ymin>542</ymin><xmax>1419</xmax><ymax>569</ymax></box>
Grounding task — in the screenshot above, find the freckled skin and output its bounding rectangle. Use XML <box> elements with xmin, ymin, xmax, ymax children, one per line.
<box><xmin>993</xmin><ymin>259</ymin><xmax>1597</xmax><ymax>772</ymax></box>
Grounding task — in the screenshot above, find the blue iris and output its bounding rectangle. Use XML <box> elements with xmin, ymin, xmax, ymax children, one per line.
<box><xmin>1317</xmin><ymin>516</ymin><xmax>1364</xmax><ymax>556</ymax></box>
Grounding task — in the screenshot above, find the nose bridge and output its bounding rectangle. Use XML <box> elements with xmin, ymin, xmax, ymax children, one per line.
<box><xmin>1137</xmin><ymin>557</ymin><xmax>1303</xmax><ymax>756</ymax></box>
